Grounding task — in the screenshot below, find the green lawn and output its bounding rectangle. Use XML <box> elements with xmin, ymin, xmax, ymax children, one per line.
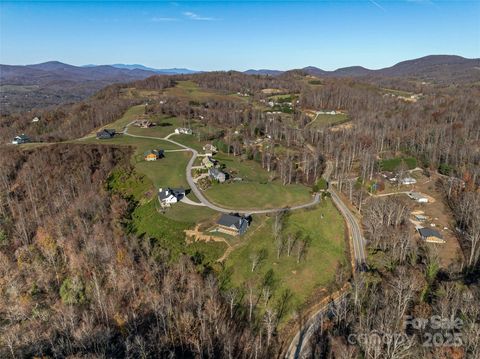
<box><xmin>104</xmin><ymin>104</ymin><xmax>146</xmax><ymax>131</ymax></box>
<box><xmin>379</xmin><ymin>156</ymin><xmax>417</xmax><ymax>171</ymax></box>
<box><xmin>205</xmin><ymin>182</ymin><xmax>312</xmax><ymax>210</ymax></box>
<box><xmin>128</xmin><ymin>116</ymin><xmax>200</xmax><ymax>139</ymax></box>
<box><xmin>225</xmin><ymin>198</ymin><xmax>347</xmax><ymax>321</ymax></box>
<box><xmin>307</xmin><ymin>113</ymin><xmax>349</xmax><ymax>128</ymax></box>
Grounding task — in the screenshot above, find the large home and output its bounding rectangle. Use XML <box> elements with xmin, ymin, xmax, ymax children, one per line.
<box><xmin>144</xmin><ymin>149</ymin><xmax>164</xmax><ymax>161</ymax></box>
<box><xmin>96</xmin><ymin>129</ymin><xmax>116</xmax><ymax>139</ymax></box>
<box><xmin>175</xmin><ymin>127</ymin><xmax>192</xmax><ymax>135</ymax></box>
<box><xmin>158</xmin><ymin>187</ymin><xmax>185</xmax><ymax>207</ymax></box>
<box><xmin>11</xmin><ymin>134</ymin><xmax>31</xmax><ymax>145</ymax></box>
<box><xmin>209</xmin><ymin>168</ymin><xmax>226</xmax><ymax>183</ymax></box>
<box><xmin>216</xmin><ymin>214</ymin><xmax>249</xmax><ymax>236</ymax></box>
<box><xmin>418</xmin><ymin>228</ymin><xmax>445</xmax><ymax>243</ymax></box>
<box><xmin>203</xmin><ymin>144</ymin><xmax>217</xmax><ymax>156</ymax></box>
<box><xmin>202</xmin><ymin>156</ymin><xmax>218</xmax><ymax>169</ymax></box>
<box><xmin>407</xmin><ymin>192</ymin><xmax>428</xmax><ymax>203</ymax></box>
<box><xmin>31</xmin><ymin>117</ymin><xmax>40</xmax><ymax>123</ymax></box>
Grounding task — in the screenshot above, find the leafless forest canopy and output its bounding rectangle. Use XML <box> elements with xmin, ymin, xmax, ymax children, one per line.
<box><xmin>0</xmin><ymin>71</ymin><xmax>479</xmax><ymax>358</ymax></box>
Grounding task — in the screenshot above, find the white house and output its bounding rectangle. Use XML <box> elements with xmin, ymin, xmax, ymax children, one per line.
<box><xmin>407</xmin><ymin>192</ymin><xmax>428</xmax><ymax>203</ymax></box>
<box><xmin>31</xmin><ymin>117</ymin><xmax>40</xmax><ymax>123</ymax></box>
<box><xmin>12</xmin><ymin>134</ymin><xmax>31</xmax><ymax>145</ymax></box>
<box><xmin>158</xmin><ymin>188</ymin><xmax>185</xmax><ymax>207</ymax></box>
<box><xmin>175</xmin><ymin>128</ymin><xmax>192</xmax><ymax>135</ymax></box>
<box><xmin>401</xmin><ymin>177</ymin><xmax>417</xmax><ymax>185</ymax></box>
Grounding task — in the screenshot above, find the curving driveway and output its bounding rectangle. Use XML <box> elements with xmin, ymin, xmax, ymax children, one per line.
<box><xmin>284</xmin><ymin>161</ymin><xmax>366</xmax><ymax>359</ymax></box>
<box><xmin>123</xmin><ymin>123</ymin><xmax>320</xmax><ymax>215</ymax></box>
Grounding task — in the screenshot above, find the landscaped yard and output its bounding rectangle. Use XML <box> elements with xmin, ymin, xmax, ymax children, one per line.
<box><xmin>224</xmin><ymin>198</ymin><xmax>347</xmax><ymax>322</ymax></box>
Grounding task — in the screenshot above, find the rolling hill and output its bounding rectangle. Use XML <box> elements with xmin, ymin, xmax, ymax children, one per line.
<box><xmin>249</xmin><ymin>55</ymin><xmax>480</xmax><ymax>83</ymax></box>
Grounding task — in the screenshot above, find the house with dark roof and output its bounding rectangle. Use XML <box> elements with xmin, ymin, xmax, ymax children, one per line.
<box><xmin>158</xmin><ymin>187</ymin><xmax>185</xmax><ymax>207</ymax></box>
<box><xmin>11</xmin><ymin>134</ymin><xmax>31</xmax><ymax>145</ymax></box>
<box><xmin>418</xmin><ymin>227</ymin><xmax>445</xmax><ymax>243</ymax></box>
<box><xmin>96</xmin><ymin>129</ymin><xmax>116</xmax><ymax>139</ymax></box>
<box><xmin>209</xmin><ymin>168</ymin><xmax>226</xmax><ymax>183</ymax></box>
<box><xmin>216</xmin><ymin>214</ymin><xmax>249</xmax><ymax>236</ymax></box>
<box><xmin>144</xmin><ymin>149</ymin><xmax>164</xmax><ymax>161</ymax></box>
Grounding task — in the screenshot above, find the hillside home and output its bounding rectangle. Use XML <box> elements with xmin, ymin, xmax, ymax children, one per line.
<box><xmin>418</xmin><ymin>228</ymin><xmax>445</xmax><ymax>243</ymax></box>
<box><xmin>209</xmin><ymin>168</ymin><xmax>226</xmax><ymax>183</ymax></box>
<box><xmin>11</xmin><ymin>134</ymin><xmax>31</xmax><ymax>145</ymax></box>
<box><xmin>203</xmin><ymin>144</ymin><xmax>218</xmax><ymax>155</ymax></box>
<box><xmin>202</xmin><ymin>156</ymin><xmax>218</xmax><ymax>169</ymax></box>
<box><xmin>407</xmin><ymin>192</ymin><xmax>428</xmax><ymax>203</ymax></box>
<box><xmin>96</xmin><ymin>129</ymin><xmax>116</xmax><ymax>139</ymax></box>
<box><xmin>144</xmin><ymin>149</ymin><xmax>164</xmax><ymax>161</ymax></box>
<box><xmin>135</xmin><ymin>119</ymin><xmax>154</xmax><ymax>128</ymax></box>
<box><xmin>216</xmin><ymin>214</ymin><xmax>249</xmax><ymax>236</ymax></box>
<box><xmin>400</xmin><ymin>177</ymin><xmax>417</xmax><ymax>185</ymax></box>
<box><xmin>158</xmin><ymin>187</ymin><xmax>185</xmax><ymax>207</ymax></box>
<box><xmin>31</xmin><ymin>117</ymin><xmax>40</xmax><ymax>123</ymax></box>
<box><xmin>175</xmin><ymin>127</ymin><xmax>192</xmax><ymax>135</ymax></box>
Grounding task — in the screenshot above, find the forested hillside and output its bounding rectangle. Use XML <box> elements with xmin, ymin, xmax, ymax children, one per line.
<box><xmin>0</xmin><ymin>144</ymin><xmax>271</xmax><ymax>357</ymax></box>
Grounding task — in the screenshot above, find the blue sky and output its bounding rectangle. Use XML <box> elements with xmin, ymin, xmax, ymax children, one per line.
<box><xmin>1</xmin><ymin>1</ymin><xmax>479</xmax><ymax>70</ymax></box>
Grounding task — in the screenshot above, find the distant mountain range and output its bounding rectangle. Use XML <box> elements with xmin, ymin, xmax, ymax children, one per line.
<box><xmin>1</xmin><ymin>55</ymin><xmax>479</xmax><ymax>114</ymax></box>
<box><xmin>84</xmin><ymin>63</ymin><xmax>199</xmax><ymax>75</ymax></box>
<box><xmin>248</xmin><ymin>55</ymin><xmax>480</xmax><ymax>83</ymax></box>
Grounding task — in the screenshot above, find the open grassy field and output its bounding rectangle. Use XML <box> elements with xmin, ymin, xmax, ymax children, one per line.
<box><xmin>205</xmin><ymin>182</ymin><xmax>312</xmax><ymax>210</ymax></box>
<box><xmin>224</xmin><ymin>198</ymin><xmax>347</xmax><ymax>321</ymax></box>
<box><xmin>165</xmin><ymin>80</ymin><xmax>244</xmax><ymax>103</ymax></box>
<box><xmin>379</xmin><ymin>156</ymin><xmax>417</xmax><ymax>171</ymax></box>
<box><xmin>127</xmin><ymin>116</ymin><xmax>205</xmax><ymax>139</ymax></box>
<box><xmin>203</xmin><ymin>152</ymin><xmax>313</xmax><ymax>209</ymax></box>
<box><xmin>307</xmin><ymin>113</ymin><xmax>349</xmax><ymax>128</ymax></box>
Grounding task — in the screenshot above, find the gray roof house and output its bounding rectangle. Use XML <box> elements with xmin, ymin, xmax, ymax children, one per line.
<box><xmin>418</xmin><ymin>227</ymin><xmax>445</xmax><ymax>243</ymax></box>
<box><xmin>96</xmin><ymin>129</ymin><xmax>116</xmax><ymax>139</ymax></box>
<box><xmin>209</xmin><ymin>168</ymin><xmax>226</xmax><ymax>183</ymax></box>
<box><xmin>217</xmin><ymin>214</ymin><xmax>249</xmax><ymax>236</ymax></box>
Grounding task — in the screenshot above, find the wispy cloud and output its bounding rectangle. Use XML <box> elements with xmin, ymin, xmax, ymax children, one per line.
<box><xmin>183</xmin><ymin>11</ymin><xmax>214</xmax><ymax>21</ymax></box>
<box><xmin>369</xmin><ymin>0</ymin><xmax>386</xmax><ymax>12</ymax></box>
<box><xmin>151</xmin><ymin>16</ymin><xmax>178</xmax><ymax>22</ymax></box>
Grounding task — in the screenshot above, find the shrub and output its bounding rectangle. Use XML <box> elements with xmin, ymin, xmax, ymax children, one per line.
<box><xmin>60</xmin><ymin>276</ymin><xmax>86</xmax><ymax>305</ymax></box>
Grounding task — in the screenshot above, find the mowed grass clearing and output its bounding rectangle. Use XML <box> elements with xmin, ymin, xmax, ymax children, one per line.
<box><xmin>204</xmin><ymin>152</ymin><xmax>313</xmax><ymax>210</ymax></box>
<box><xmin>225</xmin><ymin>198</ymin><xmax>347</xmax><ymax>320</ymax></box>
<box><xmin>165</xmin><ymin>80</ymin><xmax>246</xmax><ymax>103</ymax></box>
<box><xmin>307</xmin><ymin>113</ymin><xmax>349</xmax><ymax>128</ymax></box>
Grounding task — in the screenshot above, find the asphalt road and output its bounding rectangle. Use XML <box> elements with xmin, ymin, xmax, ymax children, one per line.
<box><xmin>284</xmin><ymin>161</ymin><xmax>366</xmax><ymax>359</ymax></box>
<box><xmin>123</xmin><ymin>124</ymin><xmax>320</xmax><ymax>215</ymax></box>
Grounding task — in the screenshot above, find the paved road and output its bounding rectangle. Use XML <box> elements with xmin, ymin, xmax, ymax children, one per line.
<box><xmin>285</xmin><ymin>161</ymin><xmax>366</xmax><ymax>359</ymax></box>
<box><xmin>285</xmin><ymin>292</ymin><xmax>348</xmax><ymax>359</ymax></box>
<box><xmin>123</xmin><ymin>124</ymin><xmax>320</xmax><ymax>215</ymax></box>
